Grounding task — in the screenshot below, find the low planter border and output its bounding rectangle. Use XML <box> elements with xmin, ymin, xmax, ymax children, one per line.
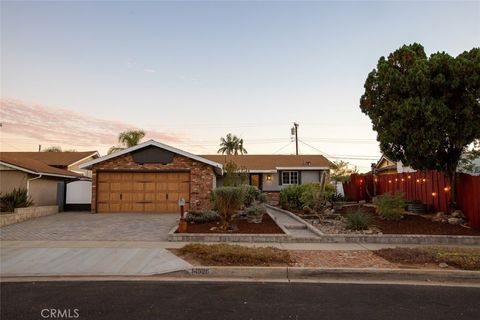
<box><xmin>0</xmin><ymin>206</ymin><xmax>58</xmax><ymax>227</ymax></box>
<box><xmin>167</xmin><ymin>210</ymin><xmax>291</xmax><ymax>243</ymax></box>
<box><xmin>269</xmin><ymin>206</ymin><xmax>480</xmax><ymax>245</ymax></box>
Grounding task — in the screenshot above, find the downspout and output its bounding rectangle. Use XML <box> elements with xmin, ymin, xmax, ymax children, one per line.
<box><xmin>27</xmin><ymin>174</ymin><xmax>42</xmax><ymax>198</ymax></box>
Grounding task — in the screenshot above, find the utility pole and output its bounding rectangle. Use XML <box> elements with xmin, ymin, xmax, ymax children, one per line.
<box><xmin>291</xmin><ymin>122</ymin><xmax>299</xmax><ymax>155</ymax></box>
<box><xmin>38</xmin><ymin>144</ymin><xmax>41</xmax><ymax>152</ymax></box>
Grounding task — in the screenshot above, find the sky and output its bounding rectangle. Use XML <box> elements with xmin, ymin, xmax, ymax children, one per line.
<box><xmin>1</xmin><ymin>0</ymin><xmax>479</xmax><ymax>171</ymax></box>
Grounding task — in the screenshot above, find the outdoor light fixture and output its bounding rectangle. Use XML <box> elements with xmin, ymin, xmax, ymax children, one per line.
<box><xmin>395</xmin><ymin>178</ymin><xmax>398</xmax><ymax>182</ymax></box>
<box><xmin>408</xmin><ymin>175</ymin><xmax>411</xmax><ymax>179</ymax></box>
<box><xmin>401</xmin><ymin>178</ymin><xmax>405</xmax><ymax>182</ymax></box>
<box><xmin>359</xmin><ymin>179</ymin><xmax>363</xmax><ymax>183</ymax></box>
<box><xmin>388</xmin><ymin>180</ymin><xmax>392</xmax><ymax>183</ymax></box>
<box><xmin>266</xmin><ymin>175</ymin><xmax>272</xmax><ymax>181</ymax></box>
<box><xmin>422</xmin><ymin>178</ymin><xmax>426</xmax><ymax>182</ymax></box>
<box><xmin>432</xmin><ymin>192</ymin><xmax>437</xmax><ymax>197</ymax></box>
<box><xmin>416</xmin><ymin>179</ymin><xmax>421</xmax><ymax>183</ymax></box>
<box><xmin>444</xmin><ymin>187</ymin><xmax>450</xmax><ymax>192</ymax></box>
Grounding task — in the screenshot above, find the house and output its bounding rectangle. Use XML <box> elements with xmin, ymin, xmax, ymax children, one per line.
<box><xmin>201</xmin><ymin>154</ymin><xmax>332</xmax><ymax>198</ymax></box>
<box><xmin>372</xmin><ymin>155</ymin><xmax>415</xmax><ymax>175</ymax></box>
<box><xmin>0</xmin><ymin>151</ymin><xmax>98</xmax><ymax>206</ymax></box>
<box><xmin>79</xmin><ymin>140</ymin><xmax>223</xmax><ymax>213</ymax></box>
<box><xmin>79</xmin><ymin>140</ymin><xmax>332</xmax><ymax>214</ymax></box>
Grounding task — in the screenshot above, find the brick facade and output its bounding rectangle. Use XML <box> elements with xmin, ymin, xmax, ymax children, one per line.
<box><xmin>90</xmin><ymin>152</ymin><xmax>216</xmax><ymax>213</ymax></box>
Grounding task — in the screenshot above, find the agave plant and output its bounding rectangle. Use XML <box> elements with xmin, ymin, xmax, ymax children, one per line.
<box><xmin>0</xmin><ymin>188</ymin><xmax>33</xmax><ymax>212</ymax></box>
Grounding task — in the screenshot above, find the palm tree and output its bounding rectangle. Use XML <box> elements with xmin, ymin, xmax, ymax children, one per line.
<box><xmin>108</xmin><ymin>129</ymin><xmax>146</xmax><ymax>154</ymax></box>
<box><xmin>217</xmin><ymin>133</ymin><xmax>248</xmax><ymax>155</ymax></box>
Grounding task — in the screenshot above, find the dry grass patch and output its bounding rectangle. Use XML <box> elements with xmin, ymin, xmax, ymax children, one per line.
<box><xmin>375</xmin><ymin>246</ymin><xmax>480</xmax><ymax>270</ymax></box>
<box><xmin>174</xmin><ymin>243</ymin><xmax>293</xmax><ymax>266</ymax></box>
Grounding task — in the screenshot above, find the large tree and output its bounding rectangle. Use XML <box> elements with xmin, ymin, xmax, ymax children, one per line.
<box><xmin>217</xmin><ymin>133</ymin><xmax>248</xmax><ymax>155</ymax></box>
<box><xmin>108</xmin><ymin>129</ymin><xmax>146</xmax><ymax>154</ymax></box>
<box><xmin>360</xmin><ymin>43</ymin><xmax>480</xmax><ymax>208</ymax></box>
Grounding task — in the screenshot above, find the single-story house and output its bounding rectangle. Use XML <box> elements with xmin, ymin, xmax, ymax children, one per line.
<box><xmin>79</xmin><ymin>140</ymin><xmax>223</xmax><ymax>213</ymax></box>
<box><xmin>202</xmin><ymin>154</ymin><xmax>332</xmax><ymax>196</ymax></box>
<box><xmin>0</xmin><ymin>151</ymin><xmax>98</xmax><ymax>207</ymax></box>
<box><xmin>79</xmin><ymin>140</ymin><xmax>332</xmax><ymax>214</ymax></box>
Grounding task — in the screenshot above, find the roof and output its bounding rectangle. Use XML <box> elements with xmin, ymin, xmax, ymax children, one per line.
<box><xmin>0</xmin><ymin>153</ymin><xmax>84</xmax><ymax>178</ymax></box>
<box><xmin>0</xmin><ymin>151</ymin><xmax>98</xmax><ymax>167</ymax></box>
<box><xmin>79</xmin><ymin>140</ymin><xmax>223</xmax><ymax>174</ymax></box>
<box><xmin>201</xmin><ymin>154</ymin><xmax>332</xmax><ymax>171</ymax></box>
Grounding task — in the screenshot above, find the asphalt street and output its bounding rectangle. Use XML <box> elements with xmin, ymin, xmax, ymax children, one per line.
<box><xmin>1</xmin><ymin>281</ymin><xmax>479</xmax><ymax>320</ymax></box>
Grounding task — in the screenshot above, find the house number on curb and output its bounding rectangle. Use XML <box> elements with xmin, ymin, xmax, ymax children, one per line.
<box><xmin>191</xmin><ymin>268</ymin><xmax>210</xmax><ymax>275</ymax></box>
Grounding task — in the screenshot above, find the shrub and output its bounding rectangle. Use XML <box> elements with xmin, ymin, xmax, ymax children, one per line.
<box><xmin>213</xmin><ymin>187</ymin><xmax>245</xmax><ymax>230</ymax></box>
<box><xmin>279</xmin><ymin>184</ymin><xmax>303</xmax><ymax>210</ymax></box>
<box><xmin>345</xmin><ymin>208</ymin><xmax>373</xmax><ymax>230</ymax></box>
<box><xmin>373</xmin><ymin>192</ymin><xmax>406</xmax><ymax>221</ymax></box>
<box><xmin>177</xmin><ymin>243</ymin><xmax>293</xmax><ymax>266</ymax></box>
<box><xmin>241</xmin><ymin>185</ymin><xmax>266</xmax><ymax>207</ymax></box>
<box><xmin>299</xmin><ymin>183</ymin><xmax>321</xmax><ymax>209</ymax></box>
<box><xmin>186</xmin><ymin>211</ymin><xmax>220</xmax><ymax>224</ymax></box>
<box><xmin>280</xmin><ymin>183</ymin><xmax>326</xmax><ymax>211</ymax></box>
<box><xmin>0</xmin><ymin>188</ymin><xmax>33</xmax><ymax>212</ymax></box>
<box><xmin>323</xmin><ymin>183</ymin><xmax>337</xmax><ymax>202</ymax></box>
<box><xmin>245</xmin><ymin>202</ymin><xmax>267</xmax><ymax>217</ymax></box>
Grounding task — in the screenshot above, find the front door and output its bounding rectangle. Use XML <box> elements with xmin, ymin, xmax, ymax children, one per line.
<box><xmin>250</xmin><ymin>174</ymin><xmax>261</xmax><ymax>190</ymax></box>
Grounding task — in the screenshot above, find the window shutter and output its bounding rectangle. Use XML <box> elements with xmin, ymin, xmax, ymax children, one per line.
<box><xmin>279</xmin><ymin>171</ymin><xmax>282</xmax><ymax>185</ymax></box>
<box><xmin>298</xmin><ymin>171</ymin><xmax>302</xmax><ymax>185</ymax></box>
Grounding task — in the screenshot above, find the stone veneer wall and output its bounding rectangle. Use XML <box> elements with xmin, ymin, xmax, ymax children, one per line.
<box><xmin>90</xmin><ymin>153</ymin><xmax>216</xmax><ymax>213</ymax></box>
<box><xmin>0</xmin><ymin>206</ymin><xmax>59</xmax><ymax>227</ymax></box>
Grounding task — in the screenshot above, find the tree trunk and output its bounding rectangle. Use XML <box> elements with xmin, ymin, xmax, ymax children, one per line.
<box><xmin>447</xmin><ymin>168</ymin><xmax>457</xmax><ymax>212</ymax></box>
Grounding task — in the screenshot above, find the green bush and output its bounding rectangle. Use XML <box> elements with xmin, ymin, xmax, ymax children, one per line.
<box><xmin>241</xmin><ymin>185</ymin><xmax>266</xmax><ymax>207</ymax></box>
<box><xmin>280</xmin><ymin>183</ymin><xmax>328</xmax><ymax>211</ymax></box>
<box><xmin>213</xmin><ymin>187</ymin><xmax>246</xmax><ymax>230</ymax></box>
<box><xmin>186</xmin><ymin>211</ymin><xmax>220</xmax><ymax>224</ymax></box>
<box><xmin>279</xmin><ymin>184</ymin><xmax>303</xmax><ymax>210</ymax></box>
<box><xmin>345</xmin><ymin>209</ymin><xmax>373</xmax><ymax>230</ymax></box>
<box><xmin>373</xmin><ymin>192</ymin><xmax>406</xmax><ymax>221</ymax></box>
<box><xmin>245</xmin><ymin>202</ymin><xmax>267</xmax><ymax>217</ymax></box>
<box><xmin>0</xmin><ymin>188</ymin><xmax>33</xmax><ymax>212</ymax></box>
<box><xmin>299</xmin><ymin>183</ymin><xmax>321</xmax><ymax>209</ymax></box>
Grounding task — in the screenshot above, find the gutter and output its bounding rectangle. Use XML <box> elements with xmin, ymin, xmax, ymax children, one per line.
<box><xmin>27</xmin><ymin>174</ymin><xmax>42</xmax><ymax>198</ymax></box>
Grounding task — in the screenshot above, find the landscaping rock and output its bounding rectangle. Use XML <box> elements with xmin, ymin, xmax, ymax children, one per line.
<box><xmin>432</xmin><ymin>212</ymin><xmax>446</xmax><ymax>223</ymax></box>
<box><xmin>438</xmin><ymin>262</ymin><xmax>449</xmax><ymax>268</ymax></box>
<box><xmin>451</xmin><ymin>210</ymin><xmax>465</xmax><ymax>219</ymax></box>
<box><xmin>447</xmin><ymin>217</ymin><xmax>463</xmax><ymax>226</ymax></box>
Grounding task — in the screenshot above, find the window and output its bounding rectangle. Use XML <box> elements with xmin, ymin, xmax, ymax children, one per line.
<box><xmin>282</xmin><ymin>171</ymin><xmax>299</xmax><ymax>185</ymax></box>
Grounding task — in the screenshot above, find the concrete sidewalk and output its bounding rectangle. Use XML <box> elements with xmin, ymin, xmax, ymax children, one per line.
<box><xmin>2</xmin><ymin>240</ymin><xmax>479</xmax><ymax>250</ymax></box>
<box><xmin>0</xmin><ymin>247</ymin><xmax>191</xmax><ymax>276</ymax></box>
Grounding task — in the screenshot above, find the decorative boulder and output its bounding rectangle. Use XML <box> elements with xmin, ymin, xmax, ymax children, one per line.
<box><xmin>451</xmin><ymin>210</ymin><xmax>465</xmax><ymax>219</ymax></box>
<box><xmin>447</xmin><ymin>217</ymin><xmax>463</xmax><ymax>225</ymax></box>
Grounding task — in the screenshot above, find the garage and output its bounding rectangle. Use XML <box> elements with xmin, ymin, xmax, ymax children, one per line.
<box><xmin>97</xmin><ymin>171</ymin><xmax>190</xmax><ymax>213</ymax></box>
<box><xmin>79</xmin><ymin>140</ymin><xmax>223</xmax><ymax>214</ymax></box>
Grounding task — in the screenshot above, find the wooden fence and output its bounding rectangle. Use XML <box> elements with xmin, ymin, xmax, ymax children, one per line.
<box><xmin>343</xmin><ymin>171</ymin><xmax>480</xmax><ymax>228</ymax></box>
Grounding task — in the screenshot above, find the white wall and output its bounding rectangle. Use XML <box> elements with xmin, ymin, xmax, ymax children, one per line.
<box><xmin>66</xmin><ymin>181</ymin><xmax>92</xmax><ymax>204</ymax></box>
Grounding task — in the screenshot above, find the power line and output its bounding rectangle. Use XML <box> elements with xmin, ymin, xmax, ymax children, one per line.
<box><xmin>273</xmin><ymin>141</ymin><xmax>293</xmax><ymax>154</ymax></box>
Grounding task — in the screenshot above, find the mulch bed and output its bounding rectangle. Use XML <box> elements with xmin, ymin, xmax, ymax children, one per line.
<box><xmin>177</xmin><ymin>214</ymin><xmax>285</xmax><ymax>234</ymax></box>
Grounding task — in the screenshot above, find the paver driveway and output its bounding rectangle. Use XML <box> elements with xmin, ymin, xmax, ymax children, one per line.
<box><xmin>0</xmin><ymin>212</ymin><xmax>179</xmax><ymax>241</ymax></box>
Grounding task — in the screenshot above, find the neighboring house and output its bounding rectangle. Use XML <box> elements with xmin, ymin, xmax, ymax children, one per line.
<box><xmin>373</xmin><ymin>154</ymin><xmax>480</xmax><ymax>176</ymax></box>
<box><xmin>372</xmin><ymin>155</ymin><xmax>415</xmax><ymax>175</ymax></box>
<box><xmin>79</xmin><ymin>140</ymin><xmax>223</xmax><ymax>214</ymax></box>
<box><xmin>201</xmin><ymin>154</ymin><xmax>332</xmax><ymax>194</ymax></box>
<box><xmin>0</xmin><ymin>151</ymin><xmax>98</xmax><ymax>207</ymax></box>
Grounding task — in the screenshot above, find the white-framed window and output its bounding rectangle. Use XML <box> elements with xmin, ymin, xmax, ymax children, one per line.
<box><xmin>282</xmin><ymin>171</ymin><xmax>299</xmax><ymax>185</ymax></box>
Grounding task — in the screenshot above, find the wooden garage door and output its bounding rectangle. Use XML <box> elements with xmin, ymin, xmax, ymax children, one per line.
<box><xmin>96</xmin><ymin>172</ymin><xmax>190</xmax><ymax>213</ymax></box>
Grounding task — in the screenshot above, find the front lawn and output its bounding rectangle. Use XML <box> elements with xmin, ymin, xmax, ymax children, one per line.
<box><xmin>374</xmin><ymin>246</ymin><xmax>480</xmax><ymax>270</ymax></box>
<box><xmin>172</xmin><ymin>243</ymin><xmax>292</xmax><ymax>266</ymax></box>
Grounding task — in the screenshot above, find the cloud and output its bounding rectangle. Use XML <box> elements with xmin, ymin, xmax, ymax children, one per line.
<box><xmin>143</xmin><ymin>69</ymin><xmax>156</xmax><ymax>73</ymax></box>
<box><xmin>0</xmin><ymin>99</ymin><xmax>185</xmax><ymax>152</ymax></box>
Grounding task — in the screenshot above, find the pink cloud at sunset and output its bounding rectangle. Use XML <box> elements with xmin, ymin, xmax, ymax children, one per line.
<box><xmin>0</xmin><ymin>99</ymin><xmax>186</xmax><ymax>154</ymax></box>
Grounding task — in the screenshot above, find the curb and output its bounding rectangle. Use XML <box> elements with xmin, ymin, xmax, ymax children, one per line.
<box><xmin>158</xmin><ymin>266</ymin><xmax>480</xmax><ymax>284</ymax></box>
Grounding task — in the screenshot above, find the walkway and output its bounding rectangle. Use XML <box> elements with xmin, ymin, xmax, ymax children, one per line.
<box><xmin>267</xmin><ymin>207</ymin><xmax>321</xmax><ymax>239</ymax></box>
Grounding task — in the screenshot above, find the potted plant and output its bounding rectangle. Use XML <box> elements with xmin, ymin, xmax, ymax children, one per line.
<box><xmin>246</xmin><ymin>202</ymin><xmax>266</xmax><ymax>224</ymax></box>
